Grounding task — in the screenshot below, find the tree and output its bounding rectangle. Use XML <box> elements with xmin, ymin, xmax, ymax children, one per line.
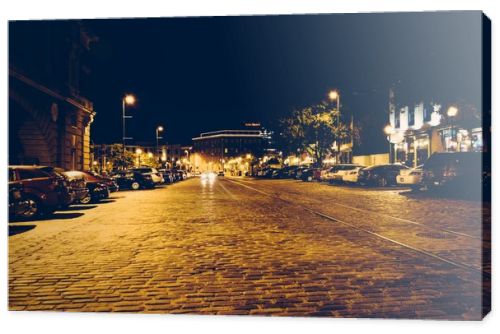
<box><xmin>108</xmin><ymin>144</ymin><xmax>134</xmax><ymax>170</ymax></box>
<box><xmin>279</xmin><ymin>102</ymin><xmax>357</xmax><ymax>166</ymax></box>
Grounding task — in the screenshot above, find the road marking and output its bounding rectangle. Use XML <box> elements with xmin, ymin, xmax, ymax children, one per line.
<box><xmin>217</xmin><ymin>179</ymin><xmax>239</xmax><ymax>200</ymax></box>
<box><xmin>241</xmin><ymin>178</ymin><xmax>478</xmax><ymax>240</ymax></box>
<box><xmin>225</xmin><ymin>178</ymin><xmax>487</xmax><ymax>277</ymax></box>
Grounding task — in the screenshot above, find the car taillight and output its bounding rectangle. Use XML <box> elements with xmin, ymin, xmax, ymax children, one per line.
<box><xmin>443</xmin><ymin>169</ymin><xmax>457</xmax><ymax>178</ymax></box>
<box><xmin>12</xmin><ymin>190</ymin><xmax>22</xmax><ymax>200</ymax></box>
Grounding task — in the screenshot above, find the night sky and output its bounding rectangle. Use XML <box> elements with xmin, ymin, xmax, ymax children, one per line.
<box><xmin>78</xmin><ymin>12</ymin><xmax>481</xmax><ymax>153</ymax></box>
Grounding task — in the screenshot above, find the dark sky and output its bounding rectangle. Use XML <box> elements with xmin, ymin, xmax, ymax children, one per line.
<box><xmin>81</xmin><ymin>11</ymin><xmax>482</xmax><ymax>153</ymax></box>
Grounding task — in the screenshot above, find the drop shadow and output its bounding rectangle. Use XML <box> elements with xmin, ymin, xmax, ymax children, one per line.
<box><xmin>96</xmin><ymin>199</ymin><xmax>116</xmax><ymax>204</ymax></box>
<box><xmin>38</xmin><ymin>212</ymin><xmax>85</xmax><ymax>221</ymax></box>
<box><xmin>60</xmin><ymin>205</ymin><xmax>98</xmax><ymax>211</ymax></box>
<box><xmin>9</xmin><ymin>224</ymin><xmax>36</xmax><ymax>236</ymax></box>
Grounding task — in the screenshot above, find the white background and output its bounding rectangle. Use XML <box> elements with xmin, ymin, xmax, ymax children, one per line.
<box><xmin>0</xmin><ymin>1</ymin><xmax>497</xmax><ymax>333</ymax></box>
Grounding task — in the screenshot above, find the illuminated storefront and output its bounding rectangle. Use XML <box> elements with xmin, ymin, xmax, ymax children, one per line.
<box><xmin>387</xmin><ymin>101</ymin><xmax>483</xmax><ymax>167</ymax></box>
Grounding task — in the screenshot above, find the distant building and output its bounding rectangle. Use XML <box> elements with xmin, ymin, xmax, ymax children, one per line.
<box><xmin>387</xmin><ymin>89</ymin><xmax>483</xmax><ymax>167</ymax></box>
<box><xmin>192</xmin><ymin>127</ymin><xmax>273</xmax><ymax>172</ymax></box>
<box><xmin>9</xmin><ymin>21</ymin><xmax>97</xmax><ymax>170</ymax></box>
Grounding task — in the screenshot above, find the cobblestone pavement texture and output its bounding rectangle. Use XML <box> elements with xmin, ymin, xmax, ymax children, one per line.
<box><xmin>9</xmin><ymin>177</ymin><xmax>489</xmax><ymax>319</ymax></box>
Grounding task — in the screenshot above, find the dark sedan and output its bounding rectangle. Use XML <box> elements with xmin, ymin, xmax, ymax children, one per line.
<box><xmin>87</xmin><ymin>171</ymin><xmax>119</xmax><ymax>192</ymax></box>
<box><xmin>9</xmin><ymin>165</ymin><xmax>73</xmax><ymax>216</ymax></box>
<box><xmin>63</xmin><ymin>171</ymin><xmax>110</xmax><ymax>204</ymax></box>
<box><xmin>40</xmin><ymin>166</ymin><xmax>89</xmax><ymax>205</ymax></box>
<box><xmin>299</xmin><ymin>167</ymin><xmax>321</xmax><ymax>182</ymax></box>
<box><xmin>112</xmin><ymin>171</ymin><xmax>155</xmax><ymax>190</ymax></box>
<box><xmin>422</xmin><ymin>152</ymin><xmax>486</xmax><ymax>198</ymax></box>
<box><xmin>358</xmin><ymin>164</ymin><xmax>409</xmax><ymax>187</ymax></box>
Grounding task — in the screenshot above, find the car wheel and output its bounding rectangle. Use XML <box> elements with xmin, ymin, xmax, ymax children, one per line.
<box><xmin>79</xmin><ymin>193</ymin><xmax>92</xmax><ymax>204</ymax></box>
<box><xmin>18</xmin><ymin>196</ymin><xmax>40</xmax><ymax>219</ymax></box>
<box><xmin>378</xmin><ymin>177</ymin><xmax>388</xmax><ymax>187</ymax></box>
<box><xmin>131</xmin><ymin>182</ymin><xmax>141</xmax><ymax>190</ymax></box>
<box><xmin>307</xmin><ymin>176</ymin><xmax>313</xmax><ymax>182</ymax></box>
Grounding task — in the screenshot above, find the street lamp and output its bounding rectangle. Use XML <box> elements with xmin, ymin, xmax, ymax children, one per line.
<box><xmin>384</xmin><ymin>124</ymin><xmax>395</xmax><ymax>163</ymax></box>
<box><xmin>156</xmin><ymin>125</ymin><xmax>164</xmax><ymax>162</ymax></box>
<box><xmin>447</xmin><ymin>106</ymin><xmax>459</xmax><ymax>151</ymax></box>
<box><xmin>122</xmin><ymin>94</ymin><xmax>136</xmax><ymax>163</ymax></box>
<box><xmin>384</xmin><ymin>124</ymin><xmax>394</xmax><ymax>135</ymax></box>
<box><xmin>447</xmin><ymin>106</ymin><xmax>458</xmax><ymax>117</ymax></box>
<box><xmin>328</xmin><ymin>89</ymin><xmax>341</xmax><ymax>163</ymax></box>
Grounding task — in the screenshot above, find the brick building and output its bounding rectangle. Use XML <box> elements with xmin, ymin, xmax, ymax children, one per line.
<box><xmin>9</xmin><ymin>21</ymin><xmax>96</xmax><ymax>170</ymax></box>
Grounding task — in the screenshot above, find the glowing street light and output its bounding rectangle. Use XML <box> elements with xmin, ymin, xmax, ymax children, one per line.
<box><xmin>124</xmin><ymin>94</ymin><xmax>136</xmax><ymax>105</ymax></box>
<box><xmin>328</xmin><ymin>90</ymin><xmax>339</xmax><ymax>101</ymax></box>
<box><xmin>384</xmin><ymin>124</ymin><xmax>395</xmax><ymax>135</ymax></box>
<box><xmin>447</xmin><ymin>106</ymin><xmax>458</xmax><ymax>117</ymax></box>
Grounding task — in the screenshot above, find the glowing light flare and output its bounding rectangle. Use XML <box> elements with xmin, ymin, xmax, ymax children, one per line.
<box><xmin>124</xmin><ymin>94</ymin><xmax>136</xmax><ymax>105</ymax></box>
<box><xmin>328</xmin><ymin>90</ymin><xmax>339</xmax><ymax>101</ymax></box>
<box><xmin>384</xmin><ymin>124</ymin><xmax>395</xmax><ymax>135</ymax></box>
<box><xmin>447</xmin><ymin>106</ymin><xmax>458</xmax><ymax>117</ymax></box>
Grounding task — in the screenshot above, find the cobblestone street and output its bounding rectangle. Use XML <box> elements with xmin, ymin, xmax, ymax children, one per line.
<box><xmin>9</xmin><ymin>177</ymin><xmax>489</xmax><ymax>319</ymax></box>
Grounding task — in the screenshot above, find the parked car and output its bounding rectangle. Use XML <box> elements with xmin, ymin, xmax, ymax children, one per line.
<box><xmin>63</xmin><ymin>171</ymin><xmax>110</xmax><ymax>204</ymax></box>
<box><xmin>358</xmin><ymin>164</ymin><xmax>410</xmax><ymax>187</ymax></box>
<box><xmin>159</xmin><ymin>169</ymin><xmax>175</xmax><ymax>183</ymax></box>
<box><xmin>300</xmin><ymin>167</ymin><xmax>321</xmax><ymax>182</ymax></box>
<box><xmin>87</xmin><ymin>171</ymin><xmax>119</xmax><ymax>192</ymax></box>
<box><xmin>342</xmin><ymin>166</ymin><xmax>365</xmax><ymax>184</ymax></box>
<box><xmin>130</xmin><ymin>167</ymin><xmax>164</xmax><ymax>184</ymax></box>
<box><xmin>176</xmin><ymin>170</ymin><xmax>187</xmax><ymax>181</ymax></box>
<box><xmin>8</xmin><ymin>181</ymin><xmax>35</xmax><ymax>220</ymax></box>
<box><xmin>39</xmin><ymin>166</ymin><xmax>89</xmax><ymax>205</ymax></box>
<box><xmin>397</xmin><ymin>165</ymin><xmax>424</xmax><ymax>190</ymax></box>
<box><xmin>259</xmin><ymin>168</ymin><xmax>277</xmax><ymax>178</ymax></box>
<box><xmin>323</xmin><ymin>164</ymin><xmax>363</xmax><ymax>183</ymax></box>
<box><xmin>422</xmin><ymin>152</ymin><xmax>485</xmax><ymax>195</ymax></box>
<box><xmin>8</xmin><ymin>165</ymin><xmax>73</xmax><ymax>216</ymax></box>
<box><xmin>112</xmin><ymin>171</ymin><xmax>156</xmax><ymax>190</ymax></box>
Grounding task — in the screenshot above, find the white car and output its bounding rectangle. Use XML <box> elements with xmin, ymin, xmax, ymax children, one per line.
<box><xmin>322</xmin><ymin>164</ymin><xmax>363</xmax><ymax>183</ymax></box>
<box><xmin>342</xmin><ymin>166</ymin><xmax>365</xmax><ymax>184</ymax></box>
<box><xmin>396</xmin><ymin>165</ymin><xmax>423</xmax><ymax>189</ymax></box>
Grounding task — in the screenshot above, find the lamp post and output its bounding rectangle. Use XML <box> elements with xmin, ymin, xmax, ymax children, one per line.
<box><xmin>156</xmin><ymin>126</ymin><xmax>164</xmax><ymax>163</ymax></box>
<box><xmin>122</xmin><ymin>94</ymin><xmax>136</xmax><ymax>167</ymax></box>
<box><xmin>384</xmin><ymin>124</ymin><xmax>395</xmax><ymax>163</ymax></box>
<box><xmin>447</xmin><ymin>106</ymin><xmax>459</xmax><ymax>152</ymax></box>
<box><xmin>329</xmin><ymin>90</ymin><xmax>341</xmax><ymax>163</ymax></box>
<box><xmin>135</xmin><ymin>148</ymin><xmax>142</xmax><ymax>167</ymax></box>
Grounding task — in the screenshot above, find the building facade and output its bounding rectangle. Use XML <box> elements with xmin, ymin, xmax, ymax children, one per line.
<box><xmin>192</xmin><ymin>128</ymin><xmax>272</xmax><ymax>173</ymax></box>
<box><xmin>9</xmin><ymin>21</ymin><xmax>96</xmax><ymax>170</ymax></box>
<box><xmin>387</xmin><ymin>90</ymin><xmax>483</xmax><ymax>167</ymax></box>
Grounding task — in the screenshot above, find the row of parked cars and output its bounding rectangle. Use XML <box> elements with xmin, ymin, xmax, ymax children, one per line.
<box><xmin>8</xmin><ymin>165</ymin><xmax>190</xmax><ymax>221</ymax></box>
<box><xmin>255</xmin><ymin>152</ymin><xmax>488</xmax><ymax>194</ymax></box>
